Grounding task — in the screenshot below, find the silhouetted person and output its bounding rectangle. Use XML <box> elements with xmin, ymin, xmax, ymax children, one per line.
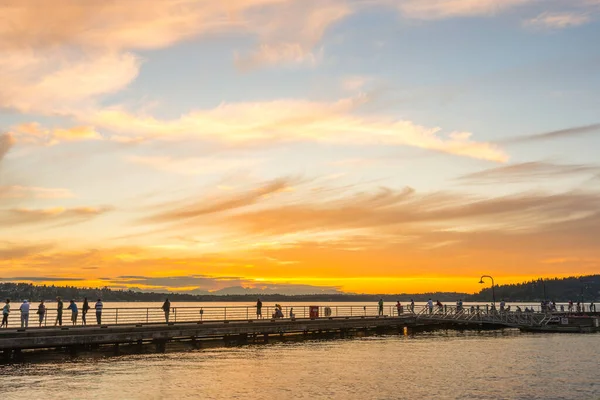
<box><xmin>256</xmin><ymin>298</ymin><xmax>263</xmax><ymax>319</ymax></box>
<box><xmin>1</xmin><ymin>299</ymin><xmax>9</xmax><ymax>328</ymax></box>
<box><xmin>396</xmin><ymin>301</ymin><xmax>402</xmax><ymax>315</ymax></box>
<box><xmin>82</xmin><ymin>298</ymin><xmax>90</xmax><ymax>325</ymax></box>
<box><xmin>162</xmin><ymin>299</ymin><xmax>171</xmax><ymax>323</ymax></box>
<box><xmin>54</xmin><ymin>297</ymin><xmax>63</xmax><ymax>326</ymax></box>
<box><xmin>67</xmin><ymin>300</ymin><xmax>78</xmax><ymax>326</ymax></box>
<box><xmin>95</xmin><ymin>299</ymin><xmax>103</xmax><ymax>324</ymax></box>
<box><xmin>37</xmin><ymin>300</ymin><xmax>46</xmax><ymax>327</ymax></box>
<box><xmin>378</xmin><ymin>298</ymin><xmax>384</xmax><ymax>316</ymax></box>
<box><xmin>19</xmin><ymin>300</ymin><xmax>30</xmax><ymax>328</ymax></box>
<box><xmin>410</xmin><ymin>299</ymin><xmax>415</xmax><ymax>313</ymax></box>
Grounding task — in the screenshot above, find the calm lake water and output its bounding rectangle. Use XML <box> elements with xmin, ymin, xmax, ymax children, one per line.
<box><xmin>1</xmin><ymin>330</ymin><xmax>598</xmax><ymax>399</ymax></box>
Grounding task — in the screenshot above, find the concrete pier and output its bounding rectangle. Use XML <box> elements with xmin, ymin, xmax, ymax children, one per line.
<box><xmin>0</xmin><ymin>315</ymin><xmax>414</xmax><ymax>356</ymax></box>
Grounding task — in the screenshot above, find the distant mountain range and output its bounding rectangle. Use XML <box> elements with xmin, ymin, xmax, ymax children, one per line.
<box><xmin>0</xmin><ymin>275</ymin><xmax>598</xmax><ymax>302</ymax></box>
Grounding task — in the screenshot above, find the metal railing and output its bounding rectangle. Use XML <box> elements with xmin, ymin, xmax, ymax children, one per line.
<box><xmin>0</xmin><ymin>302</ymin><xmax>595</xmax><ymax>330</ymax></box>
<box><xmin>0</xmin><ymin>304</ymin><xmax>403</xmax><ymax>330</ymax></box>
<box><xmin>411</xmin><ymin>304</ymin><xmax>585</xmax><ymax>327</ymax></box>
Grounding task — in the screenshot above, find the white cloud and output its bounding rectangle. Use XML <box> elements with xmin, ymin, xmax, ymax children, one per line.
<box><xmin>82</xmin><ymin>96</ymin><xmax>508</xmax><ymax>162</ymax></box>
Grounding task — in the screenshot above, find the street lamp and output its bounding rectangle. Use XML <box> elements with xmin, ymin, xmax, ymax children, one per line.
<box><xmin>479</xmin><ymin>275</ymin><xmax>496</xmax><ymax>306</ymax></box>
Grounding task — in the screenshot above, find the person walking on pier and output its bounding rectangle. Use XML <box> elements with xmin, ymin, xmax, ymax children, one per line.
<box><xmin>81</xmin><ymin>298</ymin><xmax>90</xmax><ymax>325</ymax></box>
<box><xmin>162</xmin><ymin>298</ymin><xmax>171</xmax><ymax>323</ymax></box>
<box><xmin>67</xmin><ymin>300</ymin><xmax>78</xmax><ymax>326</ymax></box>
<box><xmin>37</xmin><ymin>300</ymin><xmax>46</xmax><ymax>327</ymax></box>
<box><xmin>95</xmin><ymin>299</ymin><xmax>103</xmax><ymax>324</ymax></box>
<box><xmin>256</xmin><ymin>298</ymin><xmax>263</xmax><ymax>319</ymax></box>
<box><xmin>19</xmin><ymin>300</ymin><xmax>30</xmax><ymax>328</ymax></box>
<box><xmin>54</xmin><ymin>297</ymin><xmax>63</xmax><ymax>326</ymax></box>
<box><xmin>378</xmin><ymin>298</ymin><xmax>384</xmax><ymax>316</ymax></box>
<box><xmin>1</xmin><ymin>299</ymin><xmax>9</xmax><ymax>328</ymax></box>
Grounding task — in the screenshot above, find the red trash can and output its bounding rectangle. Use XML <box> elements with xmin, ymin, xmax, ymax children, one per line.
<box><xmin>309</xmin><ymin>306</ymin><xmax>319</xmax><ymax>319</ymax></box>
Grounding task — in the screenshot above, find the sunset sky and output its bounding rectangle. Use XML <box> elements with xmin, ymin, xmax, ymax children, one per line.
<box><xmin>1</xmin><ymin>0</ymin><xmax>600</xmax><ymax>295</ymax></box>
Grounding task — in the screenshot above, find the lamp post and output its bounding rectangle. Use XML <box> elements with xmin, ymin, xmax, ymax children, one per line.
<box><xmin>479</xmin><ymin>275</ymin><xmax>496</xmax><ymax>306</ymax></box>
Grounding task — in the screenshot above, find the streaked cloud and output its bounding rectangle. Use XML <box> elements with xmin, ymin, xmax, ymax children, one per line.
<box><xmin>502</xmin><ymin>123</ymin><xmax>600</xmax><ymax>144</ymax></box>
<box><xmin>0</xmin><ymin>186</ymin><xmax>75</xmax><ymax>199</ymax></box>
<box><xmin>144</xmin><ymin>177</ymin><xmax>296</xmax><ymax>223</ymax></box>
<box><xmin>388</xmin><ymin>0</ymin><xmax>534</xmax><ymax>20</ymax></box>
<box><xmin>0</xmin><ymin>206</ymin><xmax>113</xmax><ymax>226</ymax></box>
<box><xmin>526</xmin><ymin>11</ymin><xmax>592</xmax><ymax>29</ymax></box>
<box><xmin>457</xmin><ymin>162</ymin><xmax>600</xmax><ymax>184</ymax></box>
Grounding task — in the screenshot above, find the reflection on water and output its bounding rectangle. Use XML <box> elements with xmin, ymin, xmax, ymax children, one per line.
<box><xmin>1</xmin><ymin>330</ymin><xmax>598</xmax><ymax>399</ymax></box>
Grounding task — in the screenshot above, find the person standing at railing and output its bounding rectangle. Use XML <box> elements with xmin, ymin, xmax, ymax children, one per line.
<box><xmin>19</xmin><ymin>300</ymin><xmax>30</xmax><ymax>328</ymax></box>
<box><xmin>54</xmin><ymin>297</ymin><xmax>63</xmax><ymax>326</ymax></box>
<box><xmin>162</xmin><ymin>298</ymin><xmax>171</xmax><ymax>323</ymax></box>
<box><xmin>427</xmin><ymin>299</ymin><xmax>433</xmax><ymax>314</ymax></box>
<box><xmin>67</xmin><ymin>300</ymin><xmax>78</xmax><ymax>326</ymax></box>
<box><xmin>37</xmin><ymin>300</ymin><xmax>46</xmax><ymax>327</ymax></box>
<box><xmin>396</xmin><ymin>301</ymin><xmax>402</xmax><ymax>315</ymax></box>
<box><xmin>256</xmin><ymin>298</ymin><xmax>262</xmax><ymax>319</ymax></box>
<box><xmin>1</xmin><ymin>299</ymin><xmax>9</xmax><ymax>328</ymax></box>
<box><xmin>95</xmin><ymin>299</ymin><xmax>103</xmax><ymax>324</ymax></box>
<box><xmin>410</xmin><ymin>299</ymin><xmax>415</xmax><ymax>313</ymax></box>
<box><xmin>81</xmin><ymin>298</ymin><xmax>90</xmax><ymax>325</ymax></box>
<box><xmin>378</xmin><ymin>298</ymin><xmax>384</xmax><ymax>316</ymax></box>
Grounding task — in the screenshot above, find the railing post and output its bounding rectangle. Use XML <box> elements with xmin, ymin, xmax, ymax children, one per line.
<box><xmin>116</xmin><ymin>309</ymin><xmax>119</xmax><ymax>325</ymax></box>
<box><xmin>174</xmin><ymin>308</ymin><xmax>177</xmax><ymax>322</ymax></box>
<box><xmin>146</xmin><ymin>308</ymin><xmax>149</xmax><ymax>323</ymax></box>
<box><xmin>246</xmin><ymin>307</ymin><xmax>249</xmax><ymax>320</ymax></box>
<box><xmin>224</xmin><ymin>307</ymin><xmax>227</xmax><ymax>321</ymax></box>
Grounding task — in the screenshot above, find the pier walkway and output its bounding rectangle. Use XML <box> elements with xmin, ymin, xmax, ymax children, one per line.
<box><xmin>0</xmin><ymin>305</ymin><xmax>414</xmax><ymax>356</ymax></box>
<box><xmin>414</xmin><ymin>306</ymin><xmax>600</xmax><ymax>332</ymax></box>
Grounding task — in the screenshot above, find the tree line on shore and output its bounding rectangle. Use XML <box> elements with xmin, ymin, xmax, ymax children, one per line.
<box><xmin>0</xmin><ymin>275</ymin><xmax>598</xmax><ymax>303</ymax></box>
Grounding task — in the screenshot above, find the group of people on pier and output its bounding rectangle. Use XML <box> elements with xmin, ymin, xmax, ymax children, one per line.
<box><xmin>1</xmin><ymin>297</ymin><xmax>104</xmax><ymax>328</ymax></box>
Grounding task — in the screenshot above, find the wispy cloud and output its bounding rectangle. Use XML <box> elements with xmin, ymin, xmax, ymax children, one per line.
<box><xmin>525</xmin><ymin>11</ymin><xmax>592</xmax><ymax>29</ymax></box>
<box><xmin>457</xmin><ymin>162</ymin><xmax>600</xmax><ymax>184</ymax></box>
<box><xmin>9</xmin><ymin>122</ymin><xmax>102</xmax><ymax>145</ymax></box>
<box><xmin>502</xmin><ymin>123</ymin><xmax>600</xmax><ymax>144</ymax></box>
<box><xmin>388</xmin><ymin>0</ymin><xmax>534</xmax><ymax>20</ymax></box>
<box><xmin>0</xmin><ymin>206</ymin><xmax>113</xmax><ymax>226</ymax></box>
<box><xmin>83</xmin><ymin>96</ymin><xmax>508</xmax><ymax>162</ymax></box>
<box><xmin>0</xmin><ymin>185</ymin><xmax>75</xmax><ymax>199</ymax></box>
<box><xmin>143</xmin><ymin>177</ymin><xmax>297</xmax><ymax>223</ymax></box>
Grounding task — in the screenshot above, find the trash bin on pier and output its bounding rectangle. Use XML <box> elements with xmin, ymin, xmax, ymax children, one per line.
<box><xmin>309</xmin><ymin>306</ymin><xmax>319</xmax><ymax>319</ymax></box>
